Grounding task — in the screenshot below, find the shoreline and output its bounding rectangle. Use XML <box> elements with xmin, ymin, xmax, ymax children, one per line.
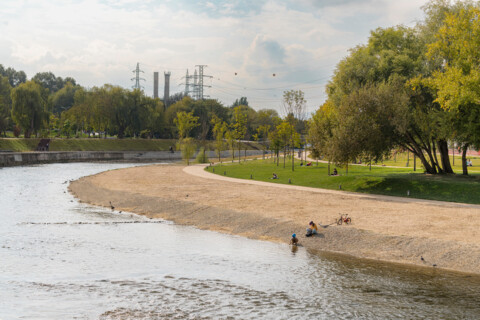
<box><xmin>69</xmin><ymin>163</ymin><xmax>480</xmax><ymax>276</ymax></box>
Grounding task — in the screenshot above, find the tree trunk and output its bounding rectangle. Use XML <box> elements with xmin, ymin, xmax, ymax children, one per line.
<box><xmin>283</xmin><ymin>146</ymin><xmax>286</xmax><ymax>168</ymax></box>
<box><xmin>292</xmin><ymin>145</ymin><xmax>294</xmax><ymax>172</ymax></box>
<box><xmin>431</xmin><ymin>140</ymin><xmax>442</xmax><ymax>173</ymax></box>
<box><xmin>328</xmin><ymin>160</ymin><xmax>330</xmax><ymax>175</ymax></box>
<box><xmin>462</xmin><ymin>144</ymin><xmax>469</xmax><ymax>175</ymax></box>
<box><xmin>438</xmin><ymin>139</ymin><xmax>454</xmax><ymax>174</ymax></box>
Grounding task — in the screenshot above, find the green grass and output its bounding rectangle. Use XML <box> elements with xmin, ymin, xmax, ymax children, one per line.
<box><xmin>0</xmin><ymin>138</ymin><xmax>177</xmax><ymax>151</ymax></box>
<box><xmin>0</xmin><ymin>138</ymin><xmax>262</xmax><ymax>152</ymax></box>
<box><xmin>206</xmin><ymin>158</ymin><xmax>480</xmax><ymax>204</ymax></box>
<box><xmin>373</xmin><ymin>152</ymin><xmax>480</xmax><ymax>174</ymax></box>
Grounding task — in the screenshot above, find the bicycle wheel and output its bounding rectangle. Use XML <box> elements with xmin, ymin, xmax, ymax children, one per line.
<box><xmin>345</xmin><ymin>217</ymin><xmax>351</xmax><ymax>224</ymax></box>
<box><xmin>336</xmin><ymin>218</ymin><xmax>343</xmax><ymax>225</ymax></box>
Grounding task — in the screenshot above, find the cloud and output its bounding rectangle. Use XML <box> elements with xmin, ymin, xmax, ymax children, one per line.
<box><xmin>0</xmin><ymin>0</ymin><xmax>429</xmax><ymax>112</ymax></box>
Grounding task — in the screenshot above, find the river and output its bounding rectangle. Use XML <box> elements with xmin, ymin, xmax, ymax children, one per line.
<box><xmin>1</xmin><ymin>163</ymin><xmax>480</xmax><ymax>319</ymax></box>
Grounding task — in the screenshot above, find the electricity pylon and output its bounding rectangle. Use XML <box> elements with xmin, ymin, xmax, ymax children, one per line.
<box><xmin>131</xmin><ymin>62</ymin><xmax>145</xmax><ymax>90</ymax></box>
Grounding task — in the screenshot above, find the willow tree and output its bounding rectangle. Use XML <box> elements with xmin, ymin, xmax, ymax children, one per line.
<box><xmin>11</xmin><ymin>81</ymin><xmax>48</xmax><ymax>138</ymax></box>
<box><xmin>316</xmin><ymin>23</ymin><xmax>454</xmax><ymax>174</ymax></box>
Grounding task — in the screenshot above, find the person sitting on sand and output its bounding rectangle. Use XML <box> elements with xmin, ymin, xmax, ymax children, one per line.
<box><xmin>272</xmin><ymin>173</ymin><xmax>278</xmax><ymax>179</ymax></box>
<box><xmin>290</xmin><ymin>233</ymin><xmax>298</xmax><ymax>245</ymax></box>
<box><xmin>332</xmin><ymin>168</ymin><xmax>338</xmax><ymax>176</ymax></box>
<box><xmin>306</xmin><ymin>221</ymin><xmax>318</xmax><ymax>237</ymax></box>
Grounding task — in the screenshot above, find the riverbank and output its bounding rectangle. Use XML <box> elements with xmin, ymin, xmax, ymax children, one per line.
<box><xmin>69</xmin><ymin>164</ymin><xmax>480</xmax><ymax>275</ymax></box>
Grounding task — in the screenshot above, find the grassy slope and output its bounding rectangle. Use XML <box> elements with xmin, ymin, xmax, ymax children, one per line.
<box><xmin>0</xmin><ymin>138</ymin><xmax>262</xmax><ymax>152</ymax></box>
<box><xmin>0</xmin><ymin>138</ymin><xmax>177</xmax><ymax>151</ymax></box>
<box><xmin>207</xmin><ymin>158</ymin><xmax>480</xmax><ymax>204</ymax></box>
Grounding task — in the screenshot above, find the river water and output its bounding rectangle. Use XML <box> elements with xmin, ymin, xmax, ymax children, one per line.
<box><xmin>1</xmin><ymin>163</ymin><xmax>480</xmax><ymax>319</ymax></box>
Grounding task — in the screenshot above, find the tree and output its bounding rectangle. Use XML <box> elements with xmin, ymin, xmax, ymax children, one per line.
<box><xmin>423</xmin><ymin>3</ymin><xmax>480</xmax><ymax>174</ymax></box>
<box><xmin>231</xmin><ymin>106</ymin><xmax>247</xmax><ymax>162</ymax></box>
<box><xmin>32</xmin><ymin>71</ymin><xmax>73</xmax><ymax>93</ymax></box>
<box><xmin>211</xmin><ymin>115</ymin><xmax>227</xmax><ymax>162</ymax></box>
<box><xmin>0</xmin><ymin>65</ymin><xmax>26</xmax><ymax>87</ymax></box>
<box><xmin>276</xmin><ymin>121</ymin><xmax>299</xmax><ymax>170</ymax></box>
<box><xmin>309</xmin><ymin>100</ymin><xmax>337</xmax><ymax>173</ymax></box>
<box><xmin>11</xmin><ymin>81</ymin><xmax>48</xmax><ymax>138</ymax></box>
<box><xmin>0</xmin><ymin>75</ymin><xmax>12</xmax><ymax>136</ymax></box>
<box><xmin>51</xmin><ymin>82</ymin><xmax>79</xmax><ymax>114</ymax></box>
<box><xmin>174</xmin><ymin>111</ymin><xmax>199</xmax><ymax>139</ymax></box>
<box><xmin>321</xmin><ymin>24</ymin><xmax>455</xmax><ymax>174</ymax></box>
<box><xmin>174</xmin><ymin>111</ymin><xmax>199</xmax><ymax>165</ymax></box>
<box><xmin>232</xmin><ymin>97</ymin><xmax>249</xmax><ymax>107</ymax></box>
<box><xmin>253</xmin><ymin>124</ymin><xmax>270</xmax><ymax>159</ymax></box>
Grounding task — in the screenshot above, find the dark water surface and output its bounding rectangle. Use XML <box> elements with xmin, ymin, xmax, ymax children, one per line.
<box><xmin>1</xmin><ymin>163</ymin><xmax>480</xmax><ymax>319</ymax></box>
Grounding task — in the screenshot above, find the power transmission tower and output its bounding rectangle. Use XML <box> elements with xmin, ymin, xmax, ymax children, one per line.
<box><xmin>195</xmin><ymin>65</ymin><xmax>212</xmax><ymax>100</ymax></box>
<box><xmin>131</xmin><ymin>62</ymin><xmax>145</xmax><ymax>90</ymax></box>
<box><xmin>179</xmin><ymin>65</ymin><xmax>213</xmax><ymax>100</ymax></box>
<box><xmin>184</xmin><ymin>69</ymin><xmax>190</xmax><ymax>96</ymax></box>
<box><xmin>193</xmin><ymin>69</ymin><xmax>198</xmax><ymax>99</ymax></box>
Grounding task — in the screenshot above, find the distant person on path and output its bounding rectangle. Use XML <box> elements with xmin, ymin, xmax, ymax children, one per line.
<box><xmin>169</xmin><ymin>146</ymin><xmax>174</xmax><ymax>153</ymax></box>
<box><xmin>306</xmin><ymin>221</ymin><xmax>318</xmax><ymax>237</ymax></box>
<box><xmin>290</xmin><ymin>233</ymin><xmax>298</xmax><ymax>245</ymax></box>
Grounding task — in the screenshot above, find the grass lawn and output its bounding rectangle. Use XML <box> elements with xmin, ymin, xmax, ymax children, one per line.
<box><xmin>0</xmin><ymin>138</ymin><xmax>262</xmax><ymax>152</ymax></box>
<box><xmin>207</xmin><ymin>158</ymin><xmax>480</xmax><ymax>205</ymax></box>
<box><xmin>0</xmin><ymin>138</ymin><xmax>177</xmax><ymax>151</ymax></box>
<box><xmin>374</xmin><ymin>152</ymin><xmax>480</xmax><ymax>174</ymax></box>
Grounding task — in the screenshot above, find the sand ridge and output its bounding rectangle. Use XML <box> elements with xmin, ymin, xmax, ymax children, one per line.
<box><xmin>69</xmin><ymin>163</ymin><xmax>480</xmax><ymax>275</ymax></box>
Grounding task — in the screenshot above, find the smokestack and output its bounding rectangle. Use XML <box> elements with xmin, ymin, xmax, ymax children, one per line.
<box><xmin>164</xmin><ymin>71</ymin><xmax>171</xmax><ymax>108</ymax></box>
<box><xmin>153</xmin><ymin>72</ymin><xmax>159</xmax><ymax>98</ymax></box>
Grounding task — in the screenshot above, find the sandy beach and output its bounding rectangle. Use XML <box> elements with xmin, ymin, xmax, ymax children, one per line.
<box><xmin>69</xmin><ymin>163</ymin><xmax>480</xmax><ymax>275</ymax></box>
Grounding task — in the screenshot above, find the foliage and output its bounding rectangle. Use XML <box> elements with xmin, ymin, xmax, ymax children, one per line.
<box><xmin>211</xmin><ymin>115</ymin><xmax>227</xmax><ymax>161</ymax></box>
<box><xmin>312</xmin><ymin>21</ymin><xmax>458</xmax><ymax>174</ymax></box>
<box><xmin>177</xmin><ymin>137</ymin><xmax>196</xmax><ymax>165</ymax></box>
<box><xmin>0</xmin><ymin>64</ymin><xmax>27</xmax><ymax>87</ymax></box>
<box><xmin>231</xmin><ymin>106</ymin><xmax>247</xmax><ymax>162</ymax></box>
<box><xmin>11</xmin><ymin>81</ymin><xmax>48</xmax><ymax>138</ymax></box>
<box><xmin>196</xmin><ymin>146</ymin><xmax>209</xmax><ymax>163</ymax></box>
<box><xmin>174</xmin><ymin>111</ymin><xmax>199</xmax><ymax>139</ymax></box>
<box><xmin>32</xmin><ymin>71</ymin><xmax>76</xmax><ymax>94</ymax></box>
<box><xmin>232</xmin><ymin>97</ymin><xmax>249</xmax><ymax>107</ymax></box>
<box><xmin>0</xmin><ymin>75</ymin><xmax>12</xmax><ymax>136</ymax></box>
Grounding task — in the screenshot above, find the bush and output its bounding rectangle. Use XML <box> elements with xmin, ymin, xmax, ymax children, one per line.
<box><xmin>13</xmin><ymin>125</ymin><xmax>21</xmax><ymax>137</ymax></box>
<box><xmin>196</xmin><ymin>147</ymin><xmax>209</xmax><ymax>163</ymax></box>
<box><xmin>140</xmin><ymin>130</ymin><xmax>151</xmax><ymax>139</ymax></box>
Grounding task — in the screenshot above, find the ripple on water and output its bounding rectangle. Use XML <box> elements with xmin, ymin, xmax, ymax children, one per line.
<box><xmin>2</xmin><ymin>163</ymin><xmax>480</xmax><ymax>320</ymax></box>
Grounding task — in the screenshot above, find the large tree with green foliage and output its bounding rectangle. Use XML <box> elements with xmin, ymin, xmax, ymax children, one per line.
<box><xmin>11</xmin><ymin>81</ymin><xmax>48</xmax><ymax>138</ymax></box>
<box><xmin>0</xmin><ymin>75</ymin><xmax>12</xmax><ymax>136</ymax></box>
<box><xmin>422</xmin><ymin>3</ymin><xmax>480</xmax><ymax>174</ymax></box>
<box><xmin>315</xmin><ymin>20</ymin><xmax>457</xmax><ymax>174</ymax></box>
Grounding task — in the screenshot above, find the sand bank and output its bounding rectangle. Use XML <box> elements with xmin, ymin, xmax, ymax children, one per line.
<box><xmin>69</xmin><ymin>163</ymin><xmax>480</xmax><ymax>275</ymax></box>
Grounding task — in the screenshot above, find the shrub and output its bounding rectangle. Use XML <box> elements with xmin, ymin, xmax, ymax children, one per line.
<box><xmin>196</xmin><ymin>147</ymin><xmax>209</xmax><ymax>163</ymax></box>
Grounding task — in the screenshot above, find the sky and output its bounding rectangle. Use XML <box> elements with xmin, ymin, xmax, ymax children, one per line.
<box><xmin>0</xmin><ymin>0</ymin><xmax>430</xmax><ymax>115</ymax></box>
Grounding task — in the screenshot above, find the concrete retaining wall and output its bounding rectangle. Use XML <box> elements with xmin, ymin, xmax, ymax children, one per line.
<box><xmin>0</xmin><ymin>150</ymin><xmax>266</xmax><ymax>167</ymax></box>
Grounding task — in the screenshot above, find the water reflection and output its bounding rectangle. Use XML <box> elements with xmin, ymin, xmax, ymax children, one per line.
<box><xmin>1</xmin><ymin>163</ymin><xmax>479</xmax><ymax>319</ymax></box>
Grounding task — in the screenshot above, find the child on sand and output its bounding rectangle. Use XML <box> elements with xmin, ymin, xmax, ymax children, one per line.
<box><xmin>306</xmin><ymin>221</ymin><xmax>318</xmax><ymax>237</ymax></box>
<box><xmin>290</xmin><ymin>233</ymin><xmax>298</xmax><ymax>245</ymax></box>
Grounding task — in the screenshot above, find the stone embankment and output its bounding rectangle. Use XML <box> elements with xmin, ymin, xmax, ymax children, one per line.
<box><xmin>0</xmin><ymin>150</ymin><xmax>264</xmax><ymax>167</ymax></box>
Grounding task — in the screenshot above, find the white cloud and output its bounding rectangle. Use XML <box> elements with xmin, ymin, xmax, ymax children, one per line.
<box><xmin>0</xmin><ymin>0</ymin><xmax>429</xmax><ymax>111</ymax></box>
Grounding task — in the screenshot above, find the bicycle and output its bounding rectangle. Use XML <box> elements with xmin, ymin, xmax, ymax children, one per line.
<box><xmin>336</xmin><ymin>213</ymin><xmax>351</xmax><ymax>225</ymax></box>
